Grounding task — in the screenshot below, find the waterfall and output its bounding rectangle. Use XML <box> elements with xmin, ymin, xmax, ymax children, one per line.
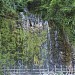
<box><xmin>19</xmin><ymin>8</ymin><xmax>48</xmax><ymax>31</ymax></box>
<box><xmin>2</xmin><ymin>7</ymin><xmax>74</xmax><ymax>75</ymax></box>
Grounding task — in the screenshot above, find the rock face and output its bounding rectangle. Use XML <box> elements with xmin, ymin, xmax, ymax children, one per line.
<box><xmin>48</xmin><ymin>20</ymin><xmax>72</xmax><ymax>70</ymax></box>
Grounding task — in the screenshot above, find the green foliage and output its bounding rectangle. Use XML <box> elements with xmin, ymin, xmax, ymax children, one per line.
<box><xmin>0</xmin><ymin>17</ymin><xmax>47</xmax><ymax>68</ymax></box>
<box><xmin>0</xmin><ymin>0</ymin><xmax>75</xmax><ymax>68</ymax></box>
<box><xmin>0</xmin><ymin>0</ymin><xmax>27</xmax><ymax>16</ymax></box>
<box><xmin>22</xmin><ymin>29</ymin><xmax>47</xmax><ymax>67</ymax></box>
<box><xmin>0</xmin><ymin>18</ymin><xmax>17</xmax><ymax>65</ymax></box>
<box><xmin>0</xmin><ymin>0</ymin><xmax>48</xmax><ymax>70</ymax></box>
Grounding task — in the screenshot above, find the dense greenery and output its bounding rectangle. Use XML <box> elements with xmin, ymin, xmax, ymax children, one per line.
<box><xmin>0</xmin><ymin>0</ymin><xmax>47</xmax><ymax>69</ymax></box>
<box><xmin>0</xmin><ymin>19</ymin><xmax>47</xmax><ymax>68</ymax></box>
<box><xmin>0</xmin><ymin>0</ymin><xmax>75</xmax><ymax>71</ymax></box>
